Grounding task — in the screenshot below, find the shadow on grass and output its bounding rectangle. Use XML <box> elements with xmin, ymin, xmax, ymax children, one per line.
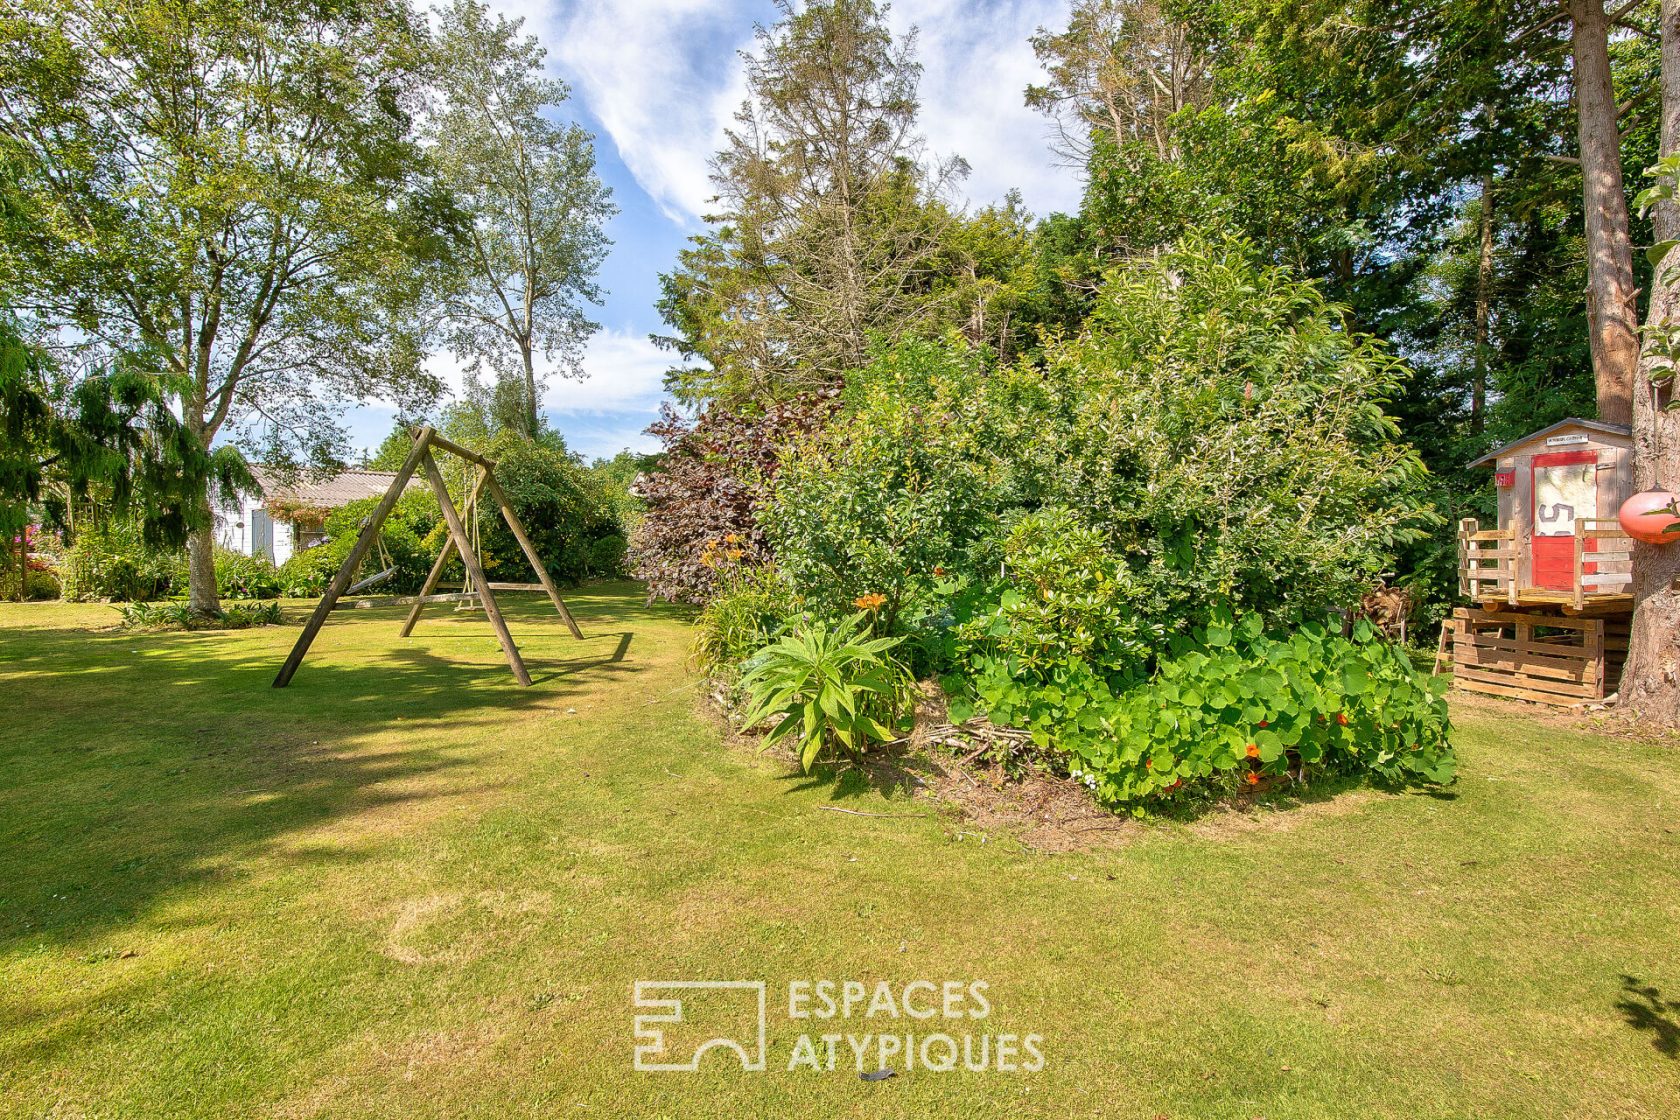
<box><xmin>1616</xmin><ymin>975</ymin><xmax>1680</xmax><ymax>1059</ymax></box>
<box><xmin>0</xmin><ymin>597</ymin><xmax>653</xmax><ymax>954</ymax></box>
<box><xmin>778</xmin><ymin>742</ymin><xmax>941</xmax><ymax>802</ymax></box>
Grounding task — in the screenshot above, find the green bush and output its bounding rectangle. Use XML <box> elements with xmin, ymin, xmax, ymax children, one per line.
<box><xmin>214</xmin><ymin>549</ymin><xmax>281</xmax><ymax>599</ymax></box>
<box><xmin>1010</xmin><ymin>237</ymin><xmax>1438</xmax><ymax>630</ymax></box>
<box><xmin>587</xmin><ymin>533</ymin><xmax>628</xmax><ymax>578</ymax></box>
<box><xmin>23</xmin><ymin>567</ymin><xmax>61</xmax><ymax>600</ymax></box>
<box><xmin>762</xmin><ymin>241</ymin><xmax>1437</xmax><ymax>642</ymax></box>
<box><xmin>968</xmin><ymin>613</ymin><xmax>1456</xmax><ymax>812</ymax></box>
<box><xmin>761</xmin><ymin>338</ymin><xmax>1005</xmax><ymax>629</ymax></box>
<box><xmin>693</xmin><ymin>565</ymin><xmax>802</xmax><ymax>677</ymax></box>
<box><xmin>477</xmin><ymin>434</ymin><xmax>626</xmax><ymax>585</ymax></box>
<box><xmin>274</xmin><ymin>490</ymin><xmax>439</xmax><ymax>598</ymax></box>
<box><xmin>953</xmin><ymin>508</ymin><xmax>1157</xmax><ymax>681</ymax></box>
<box><xmin>277</xmin><ymin>544</ymin><xmax>341</xmax><ymax>597</ymax></box>
<box><xmin>740</xmin><ymin>612</ymin><xmax>916</xmax><ymax>771</ymax></box>
<box><xmin>61</xmin><ymin>523</ymin><xmax>184</xmax><ymax>601</ymax></box>
<box><xmin>117</xmin><ymin>598</ymin><xmax>282</xmax><ymax>630</ymax></box>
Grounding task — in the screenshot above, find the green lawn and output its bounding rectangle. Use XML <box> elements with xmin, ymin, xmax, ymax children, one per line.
<box><xmin>2</xmin><ymin>584</ymin><xmax>1678</xmax><ymax>1118</ymax></box>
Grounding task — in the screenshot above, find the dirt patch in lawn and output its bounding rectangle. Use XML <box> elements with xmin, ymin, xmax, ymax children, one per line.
<box><xmin>924</xmin><ymin>759</ymin><xmax>1138</xmax><ymax>851</ymax></box>
<box><xmin>905</xmin><ymin>682</ymin><xmax>1140</xmax><ymax>852</ymax></box>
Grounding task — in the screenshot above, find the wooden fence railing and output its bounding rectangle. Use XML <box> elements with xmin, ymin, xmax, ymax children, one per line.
<box><xmin>1572</xmin><ymin>518</ymin><xmax>1634</xmax><ymax>608</ymax></box>
<box><xmin>1458</xmin><ymin>518</ymin><xmax>1516</xmax><ymax>604</ymax></box>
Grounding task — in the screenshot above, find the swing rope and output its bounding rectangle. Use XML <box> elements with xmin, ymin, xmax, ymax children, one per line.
<box><xmin>347</xmin><ymin>525</ymin><xmax>397</xmax><ymax>596</ymax></box>
<box><xmin>456</xmin><ymin>481</ymin><xmax>485</xmax><ymax>611</ymax></box>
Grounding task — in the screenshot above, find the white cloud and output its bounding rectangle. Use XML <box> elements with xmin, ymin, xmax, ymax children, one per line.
<box><xmin>526</xmin><ymin>0</ymin><xmax>1078</xmax><ymax>226</ymax></box>
<box><xmin>895</xmin><ymin>0</ymin><xmax>1082</xmax><ymax>218</ymax></box>
<box><xmin>542</xmin><ymin>0</ymin><xmax>756</xmax><ymax>225</ymax></box>
<box><xmin>544</xmin><ymin>327</ymin><xmax>674</xmax><ymax>414</ymax></box>
<box><xmin>419</xmin><ymin>327</ymin><xmax>674</xmax><ymax>414</ymax></box>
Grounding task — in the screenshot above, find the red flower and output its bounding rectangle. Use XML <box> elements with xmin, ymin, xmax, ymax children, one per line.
<box><xmin>1245</xmin><ymin>772</ymin><xmax>1260</xmax><ymax>786</ymax></box>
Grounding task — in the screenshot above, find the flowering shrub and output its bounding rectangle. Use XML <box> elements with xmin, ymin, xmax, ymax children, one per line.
<box><xmin>692</xmin><ymin>561</ymin><xmax>801</xmax><ymax>678</ymax></box>
<box><xmin>631</xmin><ymin>392</ymin><xmax>838</xmax><ymax>604</ymax></box>
<box><xmin>61</xmin><ymin>521</ymin><xmax>185</xmax><ymax>601</ymax></box>
<box><xmin>762</xmin><ymin>341</ymin><xmax>1004</xmax><ymax>628</ymax></box>
<box><xmin>1046</xmin><ymin>615</ymin><xmax>1455</xmax><ymax>811</ymax></box>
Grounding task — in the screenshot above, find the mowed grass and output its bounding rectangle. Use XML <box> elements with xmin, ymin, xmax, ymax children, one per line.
<box><xmin>2</xmin><ymin>584</ymin><xmax>1678</xmax><ymax>1119</ymax></box>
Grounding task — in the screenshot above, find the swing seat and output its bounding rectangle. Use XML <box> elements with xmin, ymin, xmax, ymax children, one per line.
<box><xmin>347</xmin><ymin>566</ymin><xmax>397</xmax><ymax>595</ymax></box>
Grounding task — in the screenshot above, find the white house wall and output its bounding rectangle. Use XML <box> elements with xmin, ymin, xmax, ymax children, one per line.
<box><xmin>211</xmin><ymin>490</ymin><xmax>296</xmax><ymax>566</ymax></box>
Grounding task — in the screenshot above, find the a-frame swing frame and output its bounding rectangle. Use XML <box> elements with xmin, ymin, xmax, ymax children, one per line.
<box><xmin>272</xmin><ymin>424</ymin><xmax>584</xmax><ymax>688</ymax></box>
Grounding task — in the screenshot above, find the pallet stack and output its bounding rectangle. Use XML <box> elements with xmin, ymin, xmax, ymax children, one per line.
<box><xmin>1441</xmin><ymin>608</ymin><xmax>1624</xmax><ymax>706</ymax></box>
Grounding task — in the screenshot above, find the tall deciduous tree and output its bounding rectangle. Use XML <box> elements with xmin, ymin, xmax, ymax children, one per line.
<box><xmin>1571</xmin><ymin>0</ymin><xmax>1641</xmax><ymax>425</ymax></box>
<box><xmin>430</xmin><ymin>0</ymin><xmax>614</xmax><ymax>441</ymax></box>
<box><xmin>1623</xmin><ymin>0</ymin><xmax>1680</xmax><ymax>722</ymax></box>
<box><xmin>1025</xmin><ymin>0</ymin><xmax>1212</xmax><ymax>164</ymax></box>
<box><xmin>657</xmin><ymin>0</ymin><xmax>966</xmax><ymax>405</ymax></box>
<box><xmin>0</xmin><ymin>0</ymin><xmax>447</xmax><ymax>614</ymax></box>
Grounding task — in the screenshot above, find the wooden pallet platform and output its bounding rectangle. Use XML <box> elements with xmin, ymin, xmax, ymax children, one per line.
<box><xmin>1442</xmin><ymin>607</ymin><xmax>1628</xmax><ymax>707</ymax></box>
<box><xmin>1472</xmin><ymin>589</ymin><xmax>1633</xmax><ymax>615</ymax></box>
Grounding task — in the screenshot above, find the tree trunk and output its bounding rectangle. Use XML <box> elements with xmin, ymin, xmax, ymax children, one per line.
<box><xmin>183</xmin><ymin>408</ymin><xmax>221</xmax><ymax>616</ymax></box>
<box><xmin>521</xmin><ymin>342</ymin><xmax>540</xmax><ymax>440</ymax></box>
<box><xmin>185</xmin><ymin>512</ymin><xmax>219</xmax><ymax>616</ymax></box>
<box><xmin>1572</xmin><ymin>0</ymin><xmax>1639</xmax><ymax>426</ymax></box>
<box><xmin>1473</xmin><ymin>168</ymin><xmax>1495</xmax><ymax>435</ymax></box>
<box><xmin>1622</xmin><ymin>0</ymin><xmax>1680</xmax><ymax>724</ymax></box>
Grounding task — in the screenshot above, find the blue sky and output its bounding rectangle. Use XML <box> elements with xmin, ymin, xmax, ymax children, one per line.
<box><xmin>348</xmin><ymin>0</ymin><xmax>1083</xmax><ymax>463</ymax></box>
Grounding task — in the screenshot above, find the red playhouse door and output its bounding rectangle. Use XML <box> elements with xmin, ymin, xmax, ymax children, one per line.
<box><xmin>1530</xmin><ymin>450</ymin><xmax>1598</xmax><ymax>591</ymax></box>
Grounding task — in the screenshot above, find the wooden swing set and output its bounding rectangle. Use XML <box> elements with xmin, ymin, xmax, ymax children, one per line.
<box><xmin>272</xmin><ymin>425</ymin><xmax>583</xmax><ymax>689</ymax></box>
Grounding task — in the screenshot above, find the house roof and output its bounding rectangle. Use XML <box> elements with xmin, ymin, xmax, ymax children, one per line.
<box><xmin>251</xmin><ymin>466</ymin><xmax>417</xmax><ymax>511</ymax></box>
<box><xmin>1467</xmin><ymin>418</ymin><xmax>1632</xmax><ymax>468</ymax></box>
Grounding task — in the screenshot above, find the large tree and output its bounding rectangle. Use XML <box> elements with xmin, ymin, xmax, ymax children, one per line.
<box><xmin>430</xmin><ymin>0</ymin><xmax>614</xmax><ymax>441</ymax></box>
<box><xmin>657</xmin><ymin>0</ymin><xmax>967</xmax><ymax>406</ymax></box>
<box><xmin>1050</xmin><ymin>0</ymin><xmax>1655</xmax><ymax>424</ymax></box>
<box><xmin>0</xmin><ymin>0</ymin><xmax>447</xmax><ymax>614</ymax></box>
<box><xmin>1571</xmin><ymin>0</ymin><xmax>1643</xmax><ymax>425</ymax></box>
<box><xmin>0</xmin><ymin>316</ymin><xmax>252</xmax><ymax>597</ymax></box>
<box><xmin>1025</xmin><ymin>0</ymin><xmax>1212</xmax><ymax>165</ymax></box>
<box><xmin>1622</xmin><ymin>0</ymin><xmax>1680</xmax><ymax>722</ymax></box>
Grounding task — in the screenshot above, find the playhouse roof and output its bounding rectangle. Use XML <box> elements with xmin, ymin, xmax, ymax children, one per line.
<box><xmin>250</xmin><ymin>466</ymin><xmax>416</xmax><ymax>510</ymax></box>
<box><xmin>1467</xmin><ymin>418</ymin><xmax>1631</xmax><ymax>469</ymax></box>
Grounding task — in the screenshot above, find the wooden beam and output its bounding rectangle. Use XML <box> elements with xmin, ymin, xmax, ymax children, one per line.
<box><xmin>400</xmin><ymin>469</ymin><xmax>488</xmax><ymax>638</ymax></box>
<box><xmin>274</xmin><ymin>427</ymin><xmax>435</xmax><ymax>687</ymax></box>
<box><xmin>414</xmin><ymin>428</ymin><xmax>497</xmax><ymax>470</ymax></box>
<box><xmin>337</xmin><ymin>592</ymin><xmax>480</xmax><ymax>610</ymax></box>
<box><xmin>480</xmin><ymin>472</ymin><xmax>585</xmax><ymax>640</ymax></box>
<box><xmin>419</xmin><ymin>450</ymin><xmax>530</xmax><ymax>686</ymax></box>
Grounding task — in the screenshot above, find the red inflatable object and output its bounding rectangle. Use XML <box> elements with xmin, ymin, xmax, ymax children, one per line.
<box><xmin>1618</xmin><ymin>489</ymin><xmax>1680</xmax><ymax>544</ymax></box>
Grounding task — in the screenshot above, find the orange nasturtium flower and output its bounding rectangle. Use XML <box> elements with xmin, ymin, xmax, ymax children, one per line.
<box><xmin>853</xmin><ymin>593</ymin><xmax>888</xmax><ymax>611</ymax></box>
<box><xmin>1245</xmin><ymin>743</ymin><xmax>1260</xmax><ymax>758</ymax></box>
<box><xmin>1245</xmin><ymin>772</ymin><xmax>1260</xmax><ymax>786</ymax></box>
